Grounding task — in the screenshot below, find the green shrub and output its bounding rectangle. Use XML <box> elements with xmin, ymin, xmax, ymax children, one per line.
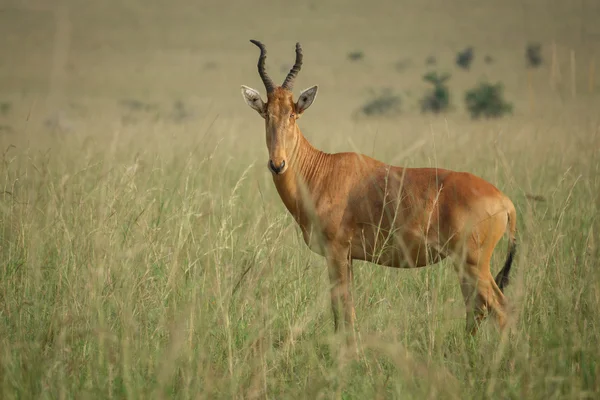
<box><xmin>358</xmin><ymin>88</ymin><xmax>401</xmax><ymax>117</ymax></box>
<box><xmin>421</xmin><ymin>72</ymin><xmax>451</xmax><ymax>113</ymax></box>
<box><xmin>464</xmin><ymin>81</ymin><xmax>513</xmax><ymax>119</ymax></box>
<box><xmin>425</xmin><ymin>55</ymin><xmax>436</xmax><ymax>66</ymax></box>
<box><xmin>0</xmin><ymin>101</ymin><xmax>11</xmax><ymax>115</ymax></box>
<box><xmin>456</xmin><ymin>47</ymin><xmax>474</xmax><ymax>70</ymax></box>
<box><xmin>347</xmin><ymin>51</ymin><xmax>364</xmax><ymax>61</ymax></box>
<box><xmin>526</xmin><ymin>43</ymin><xmax>542</xmax><ymax>67</ymax></box>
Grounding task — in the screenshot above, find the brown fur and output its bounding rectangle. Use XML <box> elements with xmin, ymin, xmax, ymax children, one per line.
<box><xmin>243</xmin><ymin>71</ymin><xmax>517</xmax><ymax>343</ymax></box>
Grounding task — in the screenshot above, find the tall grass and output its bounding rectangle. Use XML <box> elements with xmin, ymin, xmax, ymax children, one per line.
<box><xmin>0</xmin><ymin>110</ymin><xmax>599</xmax><ymax>399</ymax></box>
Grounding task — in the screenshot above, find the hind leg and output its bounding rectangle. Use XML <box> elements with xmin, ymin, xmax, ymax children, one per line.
<box><xmin>326</xmin><ymin>244</ymin><xmax>357</xmax><ymax>348</ymax></box>
<box><xmin>453</xmin><ymin>215</ymin><xmax>509</xmax><ymax>335</ymax></box>
<box><xmin>456</xmin><ymin>263</ymin><xmax>507</xmax><ymax>335</ymax></box>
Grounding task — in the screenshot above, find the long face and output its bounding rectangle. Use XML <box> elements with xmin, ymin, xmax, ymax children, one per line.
<box><xmin>241</xmin><ymin>40</ymin><xmax>318</xmax><ymax>176</ymax></box>
<box><xmin>242</xmin><ymin>86</ymin><xmax>318</xmax><ymax>175</ymax></box>
<box><xmin>263</xmin><ymin>89</ymin><xmax>298</xmax><ymax>175</ymax></box>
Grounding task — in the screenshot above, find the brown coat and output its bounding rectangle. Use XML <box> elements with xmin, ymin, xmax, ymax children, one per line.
<box><xmin>242</xmin><ymin>42</ymin><xmax>517</xmax><ymax>343</ymax></box>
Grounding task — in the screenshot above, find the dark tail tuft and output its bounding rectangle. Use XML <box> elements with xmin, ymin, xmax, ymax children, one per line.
<box><xmin>495</xmin><ymin>239</ymin><xmax>516</xmax><ymax>292</ymax></box>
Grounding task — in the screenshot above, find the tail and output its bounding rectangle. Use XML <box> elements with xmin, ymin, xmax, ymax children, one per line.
<box><xmin>494</xmin><ymin>203</ymin><xmax>517</xmax><ymax>292</ymax></box>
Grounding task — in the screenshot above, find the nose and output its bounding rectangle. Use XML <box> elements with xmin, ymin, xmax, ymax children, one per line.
<box><xmin>269</xmin><ymin>159</ymin><xmax>286</xmax><ymax>174</ymax></box>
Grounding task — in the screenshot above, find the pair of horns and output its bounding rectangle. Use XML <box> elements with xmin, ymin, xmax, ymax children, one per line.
<box><xmin>249</xmin><ymin>39</ymin><xmax>303</xmax><ymax>93</ymax></box>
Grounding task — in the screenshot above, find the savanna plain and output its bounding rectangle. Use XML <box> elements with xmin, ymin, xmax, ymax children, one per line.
<box><xmin>1</xmin><ymin>0</ymin><xmax>599</xmax><ymax>398</ymax></box>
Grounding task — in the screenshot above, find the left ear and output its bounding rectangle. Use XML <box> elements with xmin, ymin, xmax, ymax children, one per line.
<box><xmin>241</xmin><ymin>85</ymin><xmax>266</xmax><ymax>116</ymax></box>
<box><xmin>295</xmin><ymin>85</ymin><xmax>318</xmax><ymax>114</ymax></box>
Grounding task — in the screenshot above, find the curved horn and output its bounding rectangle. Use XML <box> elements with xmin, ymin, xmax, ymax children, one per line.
<box><xmin>281</xmin><ymin>42</ymin><xmax>303</xmax><ymax>91</ymax></box>
<box><xmin>249</xmin><ymin>40</ymin><xmax>275</xmax><ymax>93</ymax></box>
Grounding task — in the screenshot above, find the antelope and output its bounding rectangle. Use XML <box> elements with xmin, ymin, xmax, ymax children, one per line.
<box><xmin>241</xmin><ymin>40</ymin><xmax>517</xmax><ymax>343</ymax></box>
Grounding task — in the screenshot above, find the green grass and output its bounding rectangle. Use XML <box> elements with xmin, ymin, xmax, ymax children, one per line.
<box><xmin>0</xmin><ymin>110</ymin><xmax>598</xmax><ymax>399</ymax></box>
<box><xmin>1</xmin><ymin>0</ymin><xmax>600</xmax><ymax>397</ymax></box>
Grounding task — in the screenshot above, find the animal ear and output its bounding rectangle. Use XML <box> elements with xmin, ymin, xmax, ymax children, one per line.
<box><xmin>241</xmin><ymin>85</ymin><xmax>265</xmax><ymax>115</ymax></box>
<box><xmin>296</xmin><ymin>85</ymin><xmax>318</xmax><ymax>114</ymax></box>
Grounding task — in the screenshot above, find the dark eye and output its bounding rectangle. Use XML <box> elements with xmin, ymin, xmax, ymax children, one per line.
<box><xmin>290</xmin><ymin>113</ymin><xmax>296</xmax><ymax>119</ymax></box>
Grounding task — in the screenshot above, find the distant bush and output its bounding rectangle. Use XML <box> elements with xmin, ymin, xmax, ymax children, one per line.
<box><xmin>0</xmin><ymin>101</ymin><xmax>11</xmax><ymax>115</ymax></box>
<box><xmin>456</xmin><ymin>47</ymin><xmax>474</xmax><ymax>70</ymax></box>
<box><xmin>465</xmin><ymin>81</ymin><xmax>513</xmax><ymax>119</ymax></box>
<box><xmin>347</xmin><ymin>51</ymin><xmax>364</xmax><ymax>61</ymax></box>
<box><xmin>358</xmin><ymin>88</ymin><xmax>401</xmax><ymax>117</ymax></box>
<box><xmin>425</xmin><ymin>56</ymin><xmax>437</xmax><ymax>66</ymax></box>
<box><xmin>0</xmin><ymin>124</ymin><xmax>13</xmax><ymax>133</ymax></box>
<box><xmin>170</xmin><ymin>100</ymin><xmax>194</xmax><ymax>123</ymax></box>
<box><xmin>204</xmin><ymin>61</ymin><xmax>218</xmax><ymax>70</ymax></box>
<box><xmin>421</xmin><ymin>72</ymin><xmax>451</xmax><ymax>113</ymax></box>
<box><xmin>120</xmin><ymin>99</ymin><xmax>157</xmax><ymax>112</ymax></box>
<box><xmin>395</xmin><ymin>58</ymin><xmax>411</xmax><ymax>72</ymax></box>
<box><xmin>119</xmin><ymin>99</ymin><xmax>159</xmax><ymax>125</ymax></box>
<box><xmin>526</xmin><ymin>43</ymin><xmax>542</xmax><ymax>67</ymax></box>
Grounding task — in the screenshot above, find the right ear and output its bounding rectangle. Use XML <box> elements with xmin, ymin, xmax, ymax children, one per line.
<box><xmin>296</xmin><ymin>85</ymin><xmax>318</xmax><ymax>114</ymax></box>
<box><xmin>241</xmin><ymin>85</ymin><xmax>266</xmax><ymax>116</ymax></box>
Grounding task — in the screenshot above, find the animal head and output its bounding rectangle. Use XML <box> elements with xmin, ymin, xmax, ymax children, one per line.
<box><xmin>241</xmin><ymin>40</ymin><xmax>318</xmax><ymax>175</ymax></box>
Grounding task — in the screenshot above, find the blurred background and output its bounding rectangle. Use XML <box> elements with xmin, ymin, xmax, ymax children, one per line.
<box><xmin>1</xmin><ymin>1</ymin><xmax>600</xmax><ymax>398</ymax></box>
<box><xmin>1</xmin><ymin>0</ymin><xmax>599</xmax><ymax>145</ymax></box>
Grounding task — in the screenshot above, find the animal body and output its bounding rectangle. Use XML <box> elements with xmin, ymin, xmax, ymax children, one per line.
<box><xmin>241</xmin><ymin>40</ymin><xmax>517</xmax><ymax>343</ymax></box>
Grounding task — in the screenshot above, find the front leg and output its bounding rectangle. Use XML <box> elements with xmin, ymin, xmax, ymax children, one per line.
<box><xmin>326</xmin><ymin>246</ymin><xmax>357</xmax><ymax>346</ymax></box>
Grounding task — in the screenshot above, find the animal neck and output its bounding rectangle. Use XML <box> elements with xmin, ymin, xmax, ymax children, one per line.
<box><xmin>271</xmin><ymin>127</ymin><xmax>329</xmax><ymax>222</ymax></box>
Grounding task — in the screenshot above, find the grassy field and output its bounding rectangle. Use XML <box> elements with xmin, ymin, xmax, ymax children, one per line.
<box><xmin>1</xmin><ymin>0</ymin><xmax>600</xmax><ymax>398</ymax></box>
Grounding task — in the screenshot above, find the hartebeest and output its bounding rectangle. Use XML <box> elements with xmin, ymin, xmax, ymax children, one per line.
<box><xmin>241</xmin><ymin>40</ymin><xmax>517</xmax><ymax>340</ymax></box>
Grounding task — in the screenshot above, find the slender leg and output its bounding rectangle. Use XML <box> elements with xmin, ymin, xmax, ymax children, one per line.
<box><xmin>454</xmin><ymin>213</ymin><xmax>510</xmax><ymax>335</ymax></box>
<box><xmin>328</xmin><ymin>260</ymin><xmax>341</xmax><ymax>333</ymax></box>
<box><xmin>485</xmin><ymin>272</ymin><xmax>508</xmax><ymax>331</ymax></box>
<box><xmin>346</xmin><ymin>258</ymin><xmax>357</xmax><ymax>329</ymax></box>
<box><xmin>326</xmin><ymin>247</ymin><xmax>357</xmax><ymax>347</ymax></box>
<box><xmin>458</xmin><ymin>263</ymin><xmax>507</xmax><ymax>335</ymax></box>
<box><xmin>458</xmin><ymin>270</ymin><xmax>487</xmax><ymax>336</ymax></box>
